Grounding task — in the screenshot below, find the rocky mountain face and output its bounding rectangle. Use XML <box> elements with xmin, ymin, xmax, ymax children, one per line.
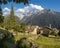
<box><xmin>20</xmin><ymin>9</ymin><xmax>60</xmax><ymax>29</ymax></box>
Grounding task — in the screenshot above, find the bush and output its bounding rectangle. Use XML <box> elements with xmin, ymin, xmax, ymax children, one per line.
<box><xmin>13</xmin><ymin>25</ymin><xmax>22</xmax><ymax>32</ymax></box>
<box><xmin>14</xmin><ymin>23</ymin><xmax>26</xmax><ymax>33</ymax></box>
<box><xmin>0</xmin><ymin>29</ymin><xmax>15</xmax><ymax>42</ymax></box>
<box><xmin>16</xmin><ymin>37</ymin><xmax>31</xmax><ymax>48</ymax></box>
<box><xmin>0</xmin><ymin>29</ymin><xmax>15</xmax><ymax>48</ymax></box>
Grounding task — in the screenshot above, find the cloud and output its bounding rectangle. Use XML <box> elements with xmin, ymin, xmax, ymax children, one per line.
<box><xmin>16</xmin><ymin>9</ymin><xmax>25</xmax><ymax>13</ymax></box>
<box><xmin>16</xmin><ymin>6</ymin><xmax>30</xmax><ymax>13</ymax></box>
<box><xmin>3</xmin><ymin>4</ymin><xmax>44</xmax><ymax>16</ymax></box>
<box><xmin>16</xmin><ymin>4</ymin><xmax>44</xmax><ymax>13</ymax></box>
<box><xmin>3</xmin><ymin>7</ymin><xmax>10</xmax><ymax>12</ymax></box>
<box><xmin>30</xmin><ymin>4</ymin><xmax>44</xmax><ymax>10</ymax></box>
<box><xmin>3</xmin><ymin>7</ymin><xmax>10</xmax><ymax>15</ymax></box>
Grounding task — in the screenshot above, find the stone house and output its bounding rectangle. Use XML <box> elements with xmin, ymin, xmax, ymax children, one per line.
<box><xmin>52</xmin><ymin>28</ymin><xmax>59</xmax><ymax>33</ymax></box>
<box><xmin>25</xmin><ymin>25</ymin><xmax>39</xmax><ymax>34</ymax></box>
<box><xmin>37</xmin><ymin>27</ymin><xmax>53</xmax><ymax>36</ymax></box>
<box><xmin>37</xmin><ymin>27</ymin><xmax>59</xmax><ymax>37</ymax></box>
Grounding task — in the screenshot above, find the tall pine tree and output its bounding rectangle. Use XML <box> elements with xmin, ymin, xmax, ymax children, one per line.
<box><xmin>9</xmin><ymin>5</ymin><xmax>16</xmax><ymax>23</ymax></box>
<box><xmin>5</xmin><ymin>5</ymin><xmax>16</xmax><ymax>30</ymax></box>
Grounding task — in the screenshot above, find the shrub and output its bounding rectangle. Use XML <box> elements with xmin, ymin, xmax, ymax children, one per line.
<box><xmin>0</xmin><ymin>29</ymin><xmax>15</xmax><ymax>48</ymax></box>
<box><xmin>16</xmin><ymin>37</ymin><xmax>31</xmax><ymax>48</ymax></box>
<box><xmin>14</xmin><ymin>23</ymin><xmax>26</xmax><ymax>33</ymax></box>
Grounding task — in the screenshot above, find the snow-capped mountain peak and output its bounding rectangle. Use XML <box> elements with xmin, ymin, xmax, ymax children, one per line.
<box><xmin>16</xmin><ymin>4</ymin><xmax>44</xmax><ymax>14</ymax></box>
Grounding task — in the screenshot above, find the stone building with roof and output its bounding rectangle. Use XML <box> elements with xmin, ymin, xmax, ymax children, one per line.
<box><xmin>25</xmin><ymin>25</ymin><xmax>59</xmax><ymax>37</ymax></box>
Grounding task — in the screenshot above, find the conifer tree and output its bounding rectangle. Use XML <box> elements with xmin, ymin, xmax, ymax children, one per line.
<box><xmin>5</xmin><ymin>5</ymin><xmax>16</xmax><ymax>30</ymax></box>
<box><xmin>9</xmin><ymin>5</ymin><xmax>16</xmax><ymax>23</ymax></box>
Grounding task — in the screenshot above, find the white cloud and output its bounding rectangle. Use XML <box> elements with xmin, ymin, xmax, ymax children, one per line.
<box><xmin>16</xmin><ymin>8</ymin><xmax>25</xmax><ymax>13</ymax></box>
<box><xmin>30</xmin><ymin>4</ymin><xmax>44</xmax><ymax>10</ymax></box>
<box><xmin>3</xmin><ymin>4</ymin><xmax>44</xmax><ymax>16</ymax></box>
<box><xmin>3</xmin><ymin>7</ymin><xmax>10</xmax><ymax>15</ymax></box>
<box><xmin>16</xmin><ymin>4</ymin><xmax>44</xmax><ymax>13</ymax></box>
<box><xmin>3</xmin><ymin>7</ymin><xmax>10</xmax><ymax>12</ymax></box>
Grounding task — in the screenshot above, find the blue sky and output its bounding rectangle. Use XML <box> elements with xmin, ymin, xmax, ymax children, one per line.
<box><xmin>1</xmin><ymin>0</ymin><xmax>60</xmax><ymax>12</ymax></box>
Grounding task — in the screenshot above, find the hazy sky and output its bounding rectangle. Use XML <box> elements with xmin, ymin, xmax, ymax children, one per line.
<box><xmin>1</xmin><ymin>0</ymin><xmax>60</xmax><ymax>12</ymax></box>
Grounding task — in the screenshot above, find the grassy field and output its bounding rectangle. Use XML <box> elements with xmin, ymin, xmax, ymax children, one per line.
<box><xmin>32</xmin><ymin>35</ymin><xmax>60</xmax><ymax>48</ymax></box>
<box><xmin>13</xmin><ymin>33</ymin><xmax>60</xmax><ymax>48</ymax></box>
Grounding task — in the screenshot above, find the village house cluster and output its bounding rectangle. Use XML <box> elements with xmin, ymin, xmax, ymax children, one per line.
<box><xmin>25</xmin><ymin>25</ymin><xmax>59</xmax><ymax>37</ymax></box>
